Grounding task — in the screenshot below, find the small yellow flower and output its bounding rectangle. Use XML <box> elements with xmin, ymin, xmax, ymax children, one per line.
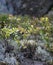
<box><xmin>31</xmin><ymin>25</ymin><xmax>33</xmax><ymax>28</ymax></box>
<box><xmin>46</xmin><ymin>26</ymin><xmax>50</xmax><ymax>30</ymax></box>
<box><xmin>36</xmin><ymin>27</ymin><xmax>40</xmax><ymax>30</ymax></box>
<box><xmin>45</xmin><ymin>17</ymin><xmax>49</xmax><ymax>21</ymax></box>
<box><xmin>40</xmin><ymin>17</ymin><xmax>45</xmax><ymax>21</ymax></box>
<box><xmin>17</xmin><ymin>18</ymin><xmax>21</xmax><ymax>21</ymax></box>
<box><xmin>8</xmin><ymin>14</ymin><xmax>13</xmax><ymax>19</ymax></box>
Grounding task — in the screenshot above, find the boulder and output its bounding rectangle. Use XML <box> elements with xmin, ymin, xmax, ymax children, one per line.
<box><xmin>0</xmin><ymin>0</ymin><xmax>53</xmax><ymax>17</ymax></box>
<box><xmin>0</xmin><ymin>40</ymin><xmax>19</xmax><ymax>65</ymax></box>
<box><xmin>0</xmin><ymin>0</ymin><xmax>12</xmax><ymax>14</ymax></box>
<box><xmin>5</xmin><ymin>0</ymin><xmax>53</xmax><ymax>17</ymax></box>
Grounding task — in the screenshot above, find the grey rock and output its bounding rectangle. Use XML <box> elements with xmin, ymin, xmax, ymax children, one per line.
<box><xmin>5</xmin><ymin>57</ymin><xmax>17</xmax><ymax>65</ymax></box>
<box><xmin>7</xmin><ymin>39</ymin><xmax>18</xmax><ymax>50</ymax></box>
<box><xmin>0</xmin><ymin>44</ymin><xmax>3</xmax><ymax>49</ymax></box>
<box><xmin>5</xmin><ymin>0</ymin><xmax>53</xmax><ymax>17</ymax></box>
<box><xmin>0</xmin><ymin>0</ymin><xmax>15</xmax><ymax>14</ymax></box>
<box><xmin>35</xmin><ymin>46</ymin><xmax>52</xmax><ymax>62</ymax></box>
<box><xmin>0</xmin><ymin>42</ymin><xmax>5</xmax><ymax>54</ymax></box>
<box><xmin>0</xmin><ymin>0</ymin><xmax>53</xmax><ymax>17</ymax></box>
<box><xmin>0</xmin><ymin>54</ymin><xmax>4</xmax><ymax>61</ymax></box>
<box><xmin>0</xmin><ymin>0</ymin><xmax>9</xmax><ymax>14</ymax></box>
<box><xmin>0</xmin><ymin>40</ymin><xmax>53</xmax><ymax>65</ymax></box>
<box><xmin>0</xmin><ymin>40</ymin><xmax>18</xmax><ymax>65</ymax></box>
<box><xmin>36</xmin><ymin>46</ymin><xmax>49</xmax><ymax>56</ymax></box>
<box><xmin>0</xmin><ymin>48</ymin><xmax>5</xmax><ymax>54</ymax></box>
<box><xmin>47</xmin><ymin>10</ymin><xmax>53</xmax><ymax>16</ymax></box>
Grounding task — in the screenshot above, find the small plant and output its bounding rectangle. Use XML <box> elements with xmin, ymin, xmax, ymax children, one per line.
<box><xmin>20</xmin><ymin>40</ymin><xmax>37</xmax><ymax>58</ymax></box>
<box><xmin>0</xmin><ymin>14</ymin><xmax>53</xmax><ymax>51</ymax></box>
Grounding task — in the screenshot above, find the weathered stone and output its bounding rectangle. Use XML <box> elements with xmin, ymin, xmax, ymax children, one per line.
<box><xmin>4</xmin><ymin>56</ymin><xmax>17</xmax><ymax>65</ymax></box>
<box><xmin>0</xmin><ymin>0</ymin><xmax>53</xmax><ymax>17</ymax></box>
<box><xmin>5</xmin><ymin>0</ymin><xmax>53</xmax><ymax>17</ymax></box>
<box><xmin>35</xmin><ymin>46</ymin><xmax>52</xmax><ymax>62</ymax></box>
<box><xmin>0</xmin><ymin>40</ymin><xmax>19</xmax><ymax>65</ymax></box>
<box><xmin>0</xmin><ymin>0</ymin><xmax>11</xmax><ymax>14</ymax></box>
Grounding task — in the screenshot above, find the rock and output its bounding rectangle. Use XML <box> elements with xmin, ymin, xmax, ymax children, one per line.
<box><xmin>0</xmin><ymin>45</ymin><xmax>5</xmax><ymax>54</ymax></box>
<box><xmin>7</xmin><ymin>39</ymin><xmax>19</xmax><ymax>50</ymax></box>
<box><xmin>47</xmin><ymin>10</ymin><xmax>53</xmax><ymax>16</ymax></box>
<box><xmin>0</xmin><ymin>41</ymin><xmax>5</xmax><ymax>61</ymax></box>
<box><xmin>5</xmin><ymin>56</ymin><xmax>17</xmax><ymax>65</ymax></box>
<box><xmin>35</xmin><ymin>46</ymin><xmax>52</xmax><ymax>62</ymax></box>
<box><xmin>5</xmin><ymin>44</ymin><xmax>14</xmax><ymax>53</ymax></box>
<box><xmin>0</xmin><ymin>0</ymin><xmax>11</xmax><ymax>14</ymax></box>
<box><xmin>0</xmin><ymin>0</ymin><xmax>53</xmax><ymax>17</ymax></box>
<box><xmin>5</xmin><ymin>0</ymin><xmax>53</xmax><ymax>17</ymax></box>
<box><xmin>0</xmin><ymin>54</ymin><xmax>4</xmax><ymax>61</ymax></box>
<box><xmin>0</xmin><ymin>39</ymin><xmax>53</xmax><ymax>65</ymax></box>
<box><xmin>0</xmin><ymin>40</ymin><xmax>19</xmax><ymax>65</ymax></box>
<box><xmin>36</xmin><ymin>46</ymin><xmax>49</xmax><ymax>55</ymax></box>
<box><xmin>20</xmin><ymin>58</ymin><xmax>44</xmax><ymax>65</ymax></box>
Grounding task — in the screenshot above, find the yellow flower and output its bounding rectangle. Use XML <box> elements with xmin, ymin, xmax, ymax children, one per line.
<box><xmin>45</xmin><ymin>17</ymin><xmax>49</xmax><ymax>21</ymax></box>
<box><xmin>40</xmin><ymin>17</ymin><xmax>49</xmax><ymax>22</ymax></box>
<box><xmin>8</xmin><ymin>14</ymin><xmax>14</xmax><ymax>19</ymax></box>
<box><xmin>36</xmin><ymin>27</ymin><xmax>41</xmax><ymax>30</ymax></box>
<box><xmin>17</xmin><ymin>18</ymin><xmax>21</xmax><ymax>21</ymax></box>
<box><xmin>31</xmin><ymin>25</ymin><xmax>33</xmax><ymax>28</ymax></box>
<box><xmin>40</xmin><ymin>17</ymin><xmax>45</xmax><ymax>21</ymax></box>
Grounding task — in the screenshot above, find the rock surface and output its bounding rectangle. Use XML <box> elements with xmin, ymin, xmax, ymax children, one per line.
<box><xmin>0</xmin><ymin>40</ymin><xmax>18</xmax><ymax>65</ymax></box>
<box><xmin>0</xmin><ymin>39</ymin><xmax>53</xmax><ymax>65</ymax></box>
<box><xmin>0</xmin><ymin>0</ymin><xmax>53</xmax><ymax>17</ymax></box>
<box><xmin>0</xmin><ymin>0</ymin><xmax>12</xmax><ymax>14</ymax></box>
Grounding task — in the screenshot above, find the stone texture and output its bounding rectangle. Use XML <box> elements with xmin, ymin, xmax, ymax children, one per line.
<box><xmin>0</xmin><ymin>0</ymin><xmax>53</xmax><ymax>17</ymax></box>
<box><xmin>5</xmin><ymin>0</ymin><xmax>53</xmax><ymax>17</ymax></box>
<box><xmin>0</xmin><ymin>40</ymin><xmax>18</xmax><ymax>65</ymax></box>
<box><xmin>0</xmin><ymin>0</ymin><xmax>10</xmax><ymax>14</ymax></box>
<box><xmin>0</xmin><ymin>39</ymin><xmax>53</xmax><ymax>65</ymax></box>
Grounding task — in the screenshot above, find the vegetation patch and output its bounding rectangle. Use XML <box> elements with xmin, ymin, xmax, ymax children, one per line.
<box><xmin>0</xmin><ymin>14</ymin><xmax>53</xmax><ymax>53</ymax></box>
